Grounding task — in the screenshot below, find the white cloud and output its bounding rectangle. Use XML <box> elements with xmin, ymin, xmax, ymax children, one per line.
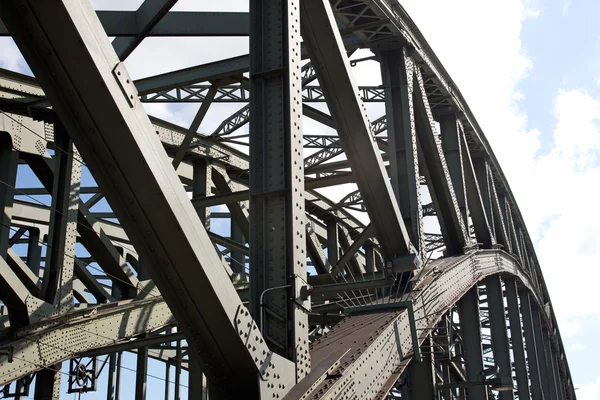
<box><xmin>578</xmin><ymin>376</ymin><xmax>600</xmax><ymax>400</ymax></box>
<box><xmin>561</xmin><ymin>0</ymin><xmax>573</xmax><ymax>15</ymax></box>
<box><xmin>399</xmin><ymin>1</ymin><xmax>600</xmax><ymax>342</ymax></box>
<box><xmin>559</xmin><ymin>318</ymin><xmax>583</xmax><ymax>339</ymax></box>
<box><xmin>530</xmin><ymin>90</ymin><xmax>600</xmax><ymax>326</ymax></box>
<box><xmin>567</xmin><ymin>342</ymin><xmax>586</xmax><ymax>352</ymax></box>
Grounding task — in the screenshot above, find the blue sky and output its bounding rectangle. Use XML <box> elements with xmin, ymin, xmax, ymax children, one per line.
<box><xmin>1</xmin><ymin>0</ymin><xmax>600</xmax><ymax>398</ymax></box>
<box><xmin>518</xmin><ymin>1</ymin><xmax>600</xmax><ymax>395</ymax></box>
<box><xmin>400</xmin><ymin>0</ymin><xmax>600</xmax><ymax>396</ymax></box>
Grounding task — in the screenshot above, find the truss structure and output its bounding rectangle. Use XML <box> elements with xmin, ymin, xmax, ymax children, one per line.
<box><xmin>0</xmin><ymin>1</ymin><xmax>575</xmax><ymax>399</ymax></box>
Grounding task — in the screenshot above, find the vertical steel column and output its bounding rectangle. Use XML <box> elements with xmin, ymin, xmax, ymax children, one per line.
<box><xmin>41</xmin><ymin>122</ymin><xmax>81</xmax><ymax>311</ymax></box>
<box><xmin>164</xmin><ymin>327</ymin><xmax>172</xmax><ymax>400</ymax></box>
<box><xmin>440</xmin><ymin>114</ymin><xmax>469</xmax><ymax>231</ymax></box>
<box><xmin>34</xmin><ymin>365</ymin><xmax>61</xmax><ymax>400</ymax></box>
<box><xmin>363</xmin><ymin>241</ymin><xmax>375</xmax><ymax>273</ymax></box>
<box><xmin>26</xmin><ymin>228</ymin><xmax>42</xmax><ymax>277</ymax></box>
<box><xmin>326</xmin><ymin>218</ymin><xmax>339</xmax><ymax>267</ymax></box>
<box><xmin>532</xmin><ymin>307</ymin><xmax>554</xmax><ymax>400</ymax></box>
<box><xmin>136</xmin><ymin>257</ymin><xmax>149</xmax><ymax>400</ymax></box>
<box><xmin>165</xmin><ymin>361</ymin><xmax>171</xmax><ymax>400</ymax></box>
<box><xmin>249</xmin><ymin>0</ymin><xmax>310</xmax><ymax>380</ymax></box>
<box><xmin>0</xmin><ymin>134</ymin><xmax>17</xmax><ymax>259</ymax></box>
<box><xmin>505</xmin><ymin>278</ymin><xmax>530</xmax><ymax>399</ymax></box>
<box><xmin>458</xmin><ymin>287</ymin><xmax>488</xmax><ymax>399</ymax></box>
<box><xmin>519</xmin><ymin>291</ymin><xmax>543</xmax><ymax>399</ymax></box>
<box><xmin>499</xmin><ymin>195</ymin><xmax>514</xmax><ymax>254</ymax></box>
<box><xmin>188</xmin><ymin>357</ymin><xmax>207</xmax><ymax>400</ymax></box>
<box><xmin>107</xmin><ymin>353</ymin><xmax>117</xmax><ymax>400</ymax></box>
<box><xmin>545</xmin><ymin>331</ymin><xmax>561</xmax><ymax>399</ymax></box>
<box><xmin>550</xmin><ymin>350</ymin><xmax>565</xmax><ymax>400</ymax></box>
<box><xmin>473</xmin><ymin>158</ymin><xmax>495</xmax><ymax>236</ymax></box>
<box><xmin>486</xmin><ymin>275</ymin><xmax>514</xmax><ymax>399</ymax></box>
<box><xmin>107</xmin><ymin>283</ymin><xmax>121</xmax><ymax>400</ymax></box>
<box><xmin>115</xmin><ymin>352</ymin><xmax>122</xmax><ymax>400</ymax></box>
<box><xmin>135</xmin><ymin>341</ymin><xmax>148</xmax><ymax>400</ymax></box>
<box><xmin>174</xmin><ymin>339</ymin><xmax>182</xmax><ymax>400</ymax></box>
<box><xmin>439</xmin><ymin>315</ymin><xmax>453</xmax><ymax>400</ymax></box>
<box><xmin>36</xmin><ymin>123</ymin><xmax>81</xmax><ymax>400</ymax></box>
<box><xmin>379</xmin><ymin>48</ymin><xmax>423</xmax><ymax>251</ymax></box>
<box><xmin>192</xmin><ymin>159</ymin><xmax>211</xmax><ymax>230</ymax></box>
<box><xmin>230</xmin><ymin>219</ymin><xmax>245</xmax><ymax>273</ymax></box>
<box><xmin>409</xmin><ymin>338</ymin><xmax>436</xmax><ymax>399</ymax></box>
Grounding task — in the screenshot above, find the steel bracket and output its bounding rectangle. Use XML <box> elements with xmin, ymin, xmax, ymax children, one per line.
<box><xmin>294</xmin><ymin>274</ymin><xmax>312</xmax><ymax>312</ymax></box>
<box><xmin>112</xmin><ymin>62</ymin><xmax>138</xmax><ymax>108</ymax></box>
<box><xmin>388</xmin><ymin>253</ymin><xmax>423</xmax><ymax>274</ymax></box>
<box><xmin>0</xmin><ymin>346</ymin><xmax>13</xmax><ymax>362</ymax></box>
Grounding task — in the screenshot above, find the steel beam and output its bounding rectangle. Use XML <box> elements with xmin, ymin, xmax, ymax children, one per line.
<box><xmin>171</xmin><ymin>86</ymin><xmax>216</xmax><ymax>169</ymax></box>
<box><xmin>34</xmin><ymin>124</ymin><xmax>81</xmax><ymax>399</ymax></box>
<box><xmin>34</xmin><ymin>365</ymin><xmax>61</xmax><ymax>400</ymax></box>
<box><xmin>473</xmin><ymin>157</ymin><xmax>496</xmax><ymax>241</ymax></box>
<box><xmin>40</xmin><ymin>123</ymin><xmax>80</xmax><ymax>313</ymax></box>
<box><xmin>457</xmin><ymin>286</ymin><xmax>487</xmax><ymax>399</ymax></box>
<box><xmin>533</xmin><ymin>306</ymin><xmax>554</xmax><ymax>400</ymax></box>
<box><xmin>210</xmin><ymin>165</ymin><xmax>249</xmax><ymax>240</ymax></box>
<box><xmin>332</xmin><ymin>224</ymin><xmax>373</xmax><ymax>277</ymax></box>
<box><xmin>440</xmin><ymin>114</ymin><xmax>469</xmax><ymax>231</ymax></box>
<box><xmin>135</xmin><ymin>55</ymin><xmax>249</xmax><ymax>96</ymax></box>
<box><xmin>107</xmin><ymin>352</ymin><xmax>117</xmax><ymax>400</ymax></box>
<box><xmin>0</xmin><ymin>2</ymin><xmax>286</xmax><ymax>397</ymax></box>
<box><xmin>21</xmin><ymin>154</ymin><xmax>139</xmax><ymax>299</ymax></box>
<box><xmin>505</xmin><ymin>277</ymin><xmax>530</xmax><ymax>399</ymax></box>
<box><xmin>486</xmin><ymin>275</ymin><xmax>514</xmax><ymax>399</ymax></box>
<box><xmin>248</xmin><ymin>0</ymin><xmax>310</xmax><ymax>384</ymax></box>
<box><xmin>26</xmin><ymin>228</ymin><xmax>42</xmax><ymax>277</ymax></box>
<box><xmin>0</xmin><ymin>11</ymin><xmax>251</xmax><ymax>37</ymax></box>
<box><xmin>192</xmin><ymin>159</ymin><xmax>211</xmax><ymax>229</ymax></box>
<box><xmin>548</xmin><ymin>337</ymin><xmax>562</xmax><ymax>400</ymax></box>
<box><xmin>459</xmin><ymin>133</ymin><xmax>496</xmax><ymax>249</ymax></box>
<box><xmin>379</xmin><ymin>48</ymin><xmax>423</xmax><ymax>252</ymax></box>
<box><xmin>520</xmin><ymin>287</ymin><xmax>543</xmax><ymax>399</ymax></box>
<box><xmin>111</xmin><ymin>0</ymin><xmax>178</xmax><ymax>61</ymax></box>
<box><xmin>300</xmin><ymin>0</ymin><xmax>416</xmax><ymax>266</ymax></box>
<box><xmin>135</xmin><ymin>338</ymin><xmax>148</xmax><ymax>400</ymax></box>
<box><xmin>0</xmin><ymin>135</ymin><xmax>17</xmax><ymax>259</ymax></box>
<box><xmin>413</xmin><ymin>67</ymin><xmax>469</xmax><ymax>255</ymax></box>
<box><xmin>409</xmin><ymin>338</ymin><xmax>436</xmax><ymax>398</ymax></box>
<box><xmin>306</xmin><ymin>220</ymin><xmax>329</xmax><ymax>274</ymax></box>
<box><xmin>489</xmin><ymin>175</ymin><xmax>511</xmax><ymax>252</ymax></box>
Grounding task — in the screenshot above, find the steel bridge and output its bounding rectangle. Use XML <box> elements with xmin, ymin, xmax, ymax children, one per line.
<box><xmin>0</xmin><ymin>1</ymin><xmax>574</xmax><ymax>399</ymax></box>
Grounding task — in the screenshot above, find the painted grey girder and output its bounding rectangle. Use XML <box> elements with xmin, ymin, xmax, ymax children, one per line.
<box><xmin>111</xmin><ymin>0</ymin><xmax>178</xmax><ymax>61</ymax></box>
<box><xmin>379</xmin><ymin>49</ymin><xmax>423</xmax><ymax>252</ymax></box>
<box><xmin>0</xmin><ymin>0</ymin><xmax>577</xmax><ymax>397</ymax></box>
<box><xmin>0</xmin><ymin>2</ymin><xmax>288</xmax><ymax>398</ymax></box>
<box><xmin>300</xmin><ymin>0</ymin><xmax>415</xmax><ymax>264</ymax></box>
<box><xmin>412</xmin><ymin>66</ymin><xmax>469</xmax><ymax>254</ymax></box>
<box><xmin>0</xmin><ymin>11</ymin><xmax>251</xmax><ymax>38</ymax></box>
<box><xmin>0</xmin><ymin>297</ymin><xmax>175</xmax><ymax>386</ymax></box>
<box><xmin>248</xmin><ymin>0</ymin><xmax>310</xmax><ymax>384</ymax></box>
<box><xmin>293</xmin><ymin>250</ymin><xmax>542</xmax><ymax>399</ymax></box>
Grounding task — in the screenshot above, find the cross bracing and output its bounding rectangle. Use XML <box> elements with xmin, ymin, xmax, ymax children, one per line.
<box><xmin>0</xmin><ymin>0</ymin><xmax>575</xmax><ymax>399</ymax></box>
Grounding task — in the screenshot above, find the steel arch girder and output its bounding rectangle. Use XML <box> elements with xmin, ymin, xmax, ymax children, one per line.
<box><xmin>294</xmin><ymin>250</ymin><xmax>543</xmax><ymax>400</ymax></box>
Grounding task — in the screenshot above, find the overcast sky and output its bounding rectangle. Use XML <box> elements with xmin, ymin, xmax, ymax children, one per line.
<box><xmin>1</xmin><ymin>0</ymin><xmax>599</xmax><ymax>398</ymax></box>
